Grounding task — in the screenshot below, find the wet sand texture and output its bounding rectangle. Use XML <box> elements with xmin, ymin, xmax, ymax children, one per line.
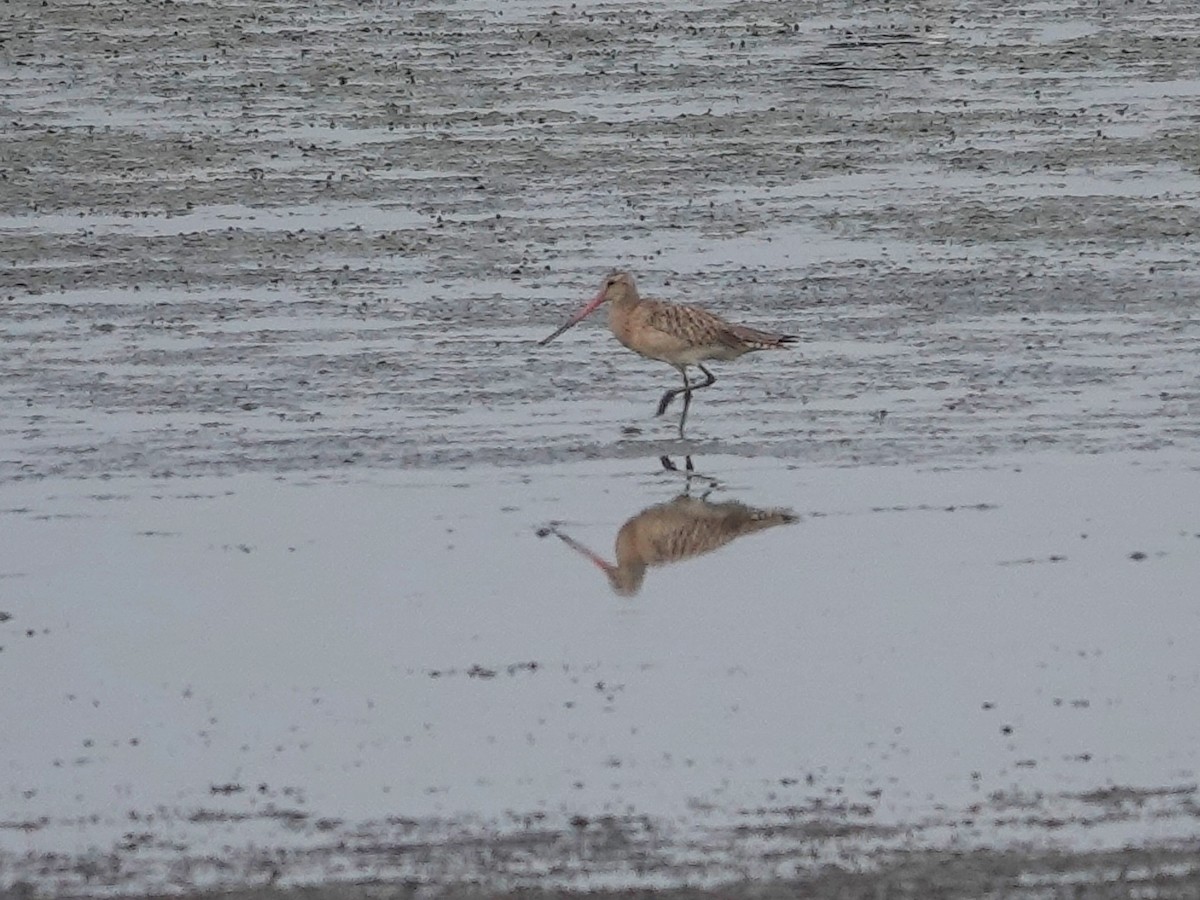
<box><xmin>4</xmin><ymin>0</ymin><xmax>1200</xmax><ymax>473</ymax></box>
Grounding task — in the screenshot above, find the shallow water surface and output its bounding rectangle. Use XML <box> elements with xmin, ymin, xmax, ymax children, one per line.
<box><xmin>2</xmin><ymin>454</ymin><xmax>1199</xmax><ymax>891</ymax></box>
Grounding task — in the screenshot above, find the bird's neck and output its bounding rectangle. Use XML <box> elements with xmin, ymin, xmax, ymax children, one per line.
<box><xmin>612</xmin><ymin>292</ymin><xmax>641</xmax><ymax>313</ymax></box>
<box><xmin>607</xmin><ymin>292</ymin><xmax>641</xmax><ymax>333</ymax></box>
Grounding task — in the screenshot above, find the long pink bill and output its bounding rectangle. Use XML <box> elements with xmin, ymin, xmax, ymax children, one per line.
<box><xmin>538</xmin><ymin>287</ymin><xmax>606</xmax><ymax>345</ymax></box>
<box><xmin>549</xmin><ymin>528</ymin><xmax>617</xmax><ymax>579</ymax></box>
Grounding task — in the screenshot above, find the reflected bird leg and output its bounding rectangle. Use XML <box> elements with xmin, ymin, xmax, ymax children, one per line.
<box><xmin>686</xmin><ymin>468</ymin><xmax>717</xmax><ymax>501</ymax></box>
<box><xmin>659</xmin><ymin>454</ymin><xmax>696</xmax><ymax>474</ymax></box>
<box><xmin>685</xmin><ymin>455</ymin><xmax>723</xmax><ymax>497</ymax></box>
<box><xmin>661</xmin><ymin>454</ymin><xmax>720</xmax><ymax>495</ymax></box>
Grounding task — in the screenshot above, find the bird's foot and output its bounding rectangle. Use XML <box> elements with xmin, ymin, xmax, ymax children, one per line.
<box><xmin>661</xmin><ymin>455</ymin><xmax>719</xmax><ymax>493</ymax></box>
<box><xmin>659</xmin><ymin>455</ymin><xmax>695</xmax><ymax>473</ymax></box>
<box><xmin>662</xmin><ymin>453</ymin><xmax>715</xmax><ymax>489</ymax></box>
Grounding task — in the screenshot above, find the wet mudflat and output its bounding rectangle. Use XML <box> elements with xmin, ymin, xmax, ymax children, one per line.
<box><xmin>3</xmin><ymin>0</ymin><xmax>1200</xmax><ymax>896</ymax></box>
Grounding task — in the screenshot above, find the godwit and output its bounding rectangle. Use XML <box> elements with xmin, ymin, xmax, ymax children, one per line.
<box><xmin>539</xmin><ymin>272</ymin><xmax>797</xmax><ymax>437</ymax></box>
<box><xmin>542</xmin><ymin>492</ymin><xmax>797</xmax><ymax>596</ymax></box>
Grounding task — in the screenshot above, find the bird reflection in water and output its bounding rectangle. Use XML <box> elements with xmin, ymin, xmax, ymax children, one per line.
<box><xmin>540</xmin><ymin>457</ymin><xmax>797</xmax><ymax>596</ymax></box>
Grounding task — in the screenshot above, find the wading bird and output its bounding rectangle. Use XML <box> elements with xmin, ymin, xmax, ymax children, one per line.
<box><xmin>539</xmin><ymin>272</ymin><xmax>797</xmax><ymax>437</ymax></box>
<box><xmin>541</xmin><ymin>491</ymin><xmax>797</xmax><ymax>596</ymax></box>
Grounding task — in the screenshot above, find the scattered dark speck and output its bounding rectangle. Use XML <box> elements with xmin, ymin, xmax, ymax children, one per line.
<box><xmin>1129</xmin><ymin>551</ymin><xmax>1147</xmax><ymax>560</ymax></box>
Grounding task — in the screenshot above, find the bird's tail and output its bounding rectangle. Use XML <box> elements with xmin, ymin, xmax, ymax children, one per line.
<box><xmin>726</xmin><ymin>323</ymin><xmax>798</xmax><ymax>349</ymax></box>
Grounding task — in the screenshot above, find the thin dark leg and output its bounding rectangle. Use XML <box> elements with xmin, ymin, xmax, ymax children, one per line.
<box><xmin>678</xmin><ymin>384</ymin><xmax>693</xmax><ymax>438</ymax></box>
<box><xmin>656</xmin><ymin>368</ymin><xmax>690</xmax><ymax>417</ymax></box>
<box><xmin>657</xmin><ymin>367</ymin><xmax>710</xmax><ymax>434</ymax></box>
<box><xmin>673</xmin><ymin>365</ymin><xmax>717</xmax><ymax>437</ymax></box>
<box><xmin>656</xmin><ymin>365</ymin><xmax>717</xmax><ymax>417</ymax></box>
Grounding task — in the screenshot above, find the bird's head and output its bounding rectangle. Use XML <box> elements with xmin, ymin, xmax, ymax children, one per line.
<box><xmin>538</xmin><ymin>272</ymin><xmax>637</xmax><ymax>345</ymax></box>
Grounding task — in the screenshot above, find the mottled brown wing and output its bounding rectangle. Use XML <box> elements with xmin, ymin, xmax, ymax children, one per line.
<box><xmin>641</xmin><ymin>300</ymin><xmax>733</xmax><ymax>346</ymax></box>
<box><xmin>641</xmin><ymin>498</ymin><xmax>798</xmax><ymax>565</ymax></box>
<box><xmin>643</xmin><ymin>300</ymin><xmax>795</xmax><ymax>350</ymax></box>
